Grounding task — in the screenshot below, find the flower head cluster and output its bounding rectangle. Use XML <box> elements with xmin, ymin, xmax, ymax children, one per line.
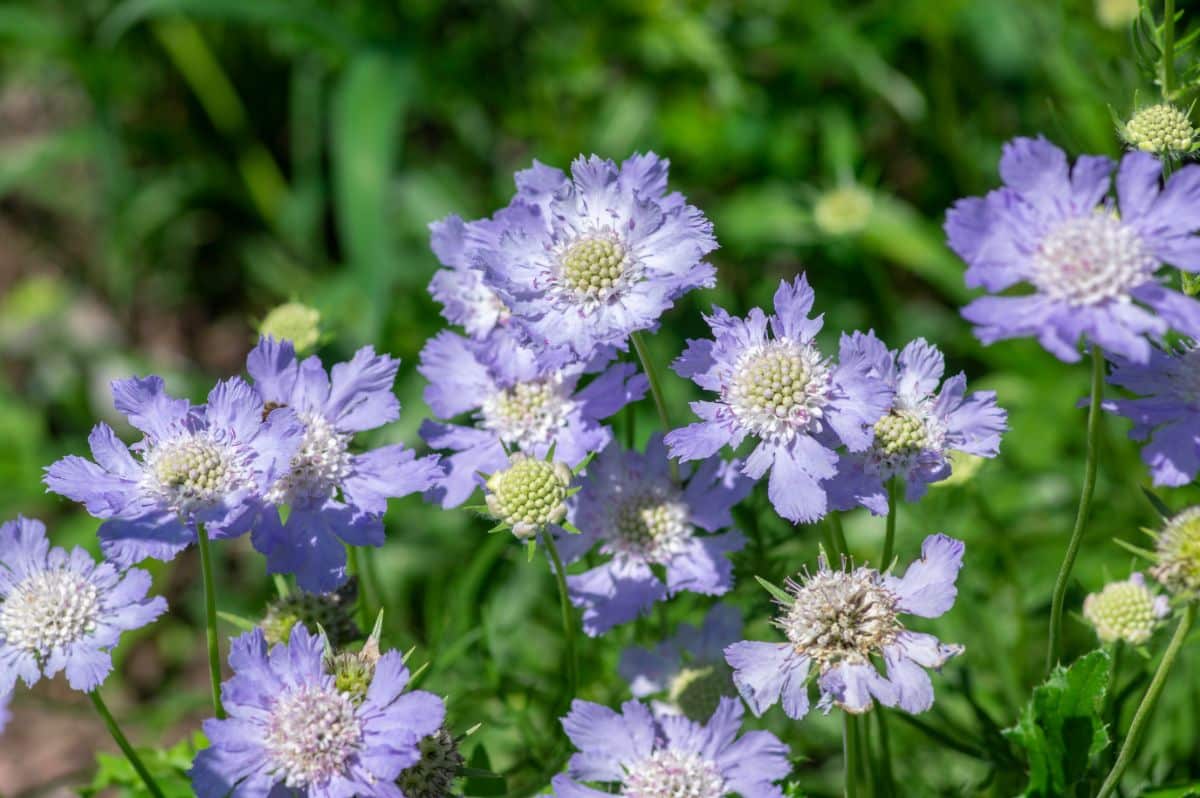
<box><xmin>245</xmin><ymin>338</ymin><xmax>443</xmax><ymax>593</ymax></box>
<box><xmin>826</xmin><ymin>334</ymin><xmax>1007</xmax><ymax>514</ymax></box>
<box><xmin>467</xmin><ymin>153</ymin><xmax>717</xmax><ymax>360</ymax></box>
<box><xmin>664</xmin><ymin>275</ymin><xmax>892</xmax><ymax>523</ymax></box>
<box><xmin>190</xmin><ymin>626</ymin><xmax>445</xmax><ymax>798</ymax></box>
<box><xmin>559</xmin><ymin>436</ymin><xmax>750</xmax><ymax>636</ymax></box>
<box><xmin>1123</xmin><ymin>104</ymin><xmax>1195</xmax><ymax>156</ymax></box>
<box><xmin>726</xmin><ymin>534</ymin><xmax>965</xmax><ymax>717</ymax></box>
<box><xmin>1103</xmin><ymin>345</ymin><xmax>1200</xmax><ymax>486</ymax></box>
<box><xmin>1151</xmin><ymin>507</ymin><xmax>1200</xmax><ymax>597</ymax></box>
<box><xmin>259</xmin><ymin>301</ymin><xmax>322</xmax><ymax>354</ymax></box>
<box><xmin>552</xmin><ymin>697</ymin><xmax>790</xmax><ymax>798</ymax></box>
<box><xmin>619</xmin><ymin>604</ymin><xmax>742</xmax><ymax>721</ymax></box>
<box><xmin>484</xmin><ymin>454</ymin><xmax>574</xmax><ymax>539</ymax></box>
<box><xmin>419</xmin><ymin>329</ymin><xmax>646</xmax><ymax>508</ymax></box>
<box><xmin>946</xmin><ymin>136</ymin><xmax>1200</xmax><ymax>363</ymax></box>
<box><xmin>1083</xmin><ymin>573</ymin><xmax>1169</xmax><ymax>645</ymax></box>
<box><xmin>0</xmin><ymin>516</ymin><xmax>165</xmax><ymax>694</ymax></box>
<box><xmin>46</xmin><ymin>375</ymin><xmax>303</xmax><ymax>565</ymax></box>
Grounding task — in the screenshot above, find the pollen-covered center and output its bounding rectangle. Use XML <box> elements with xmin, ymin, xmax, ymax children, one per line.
<box><xmin>265</xmin><ymin>685</ymin><xmax>363</xmax><ymax>788</ymax></box>
<box><xmin>668</xmin><ymin>664</ymin><xmax>736</xmax><ymax>723</ymax></box>
<box><xmin>1031</xmin><ymin>213</ymin><xmax>1156</xmax><ymax>306</ymax></box>
<box><xmin>1083</xmin><ymin>579</ymin><xmax>1160</xmax><ymax>644</ymax></box>
<box><xmin>724</xmin><ymin>340</ymin><xmax>832</xmax><ymax>442</ymax></box>
<box><xmin>623</xmin><ymin>750</ymin><xmax>726</xmax><ymax>798</ymax></box>
<box><xmin>782</xmin><ymin>567</ymin><xmax>900</xmax><ymax>670</ymax></box>
<box><xmin>0</xmin><ymin>569</ymin><xmax>101</xmax><ymax>659</ymax></box>
<box><xmin>148</xmin><ymin>435</ymin><xmax>242</xmax><ymax>514</ymax></box>
<box><xmin>479</xmin><ymin>380</ymin><xmax>573</xmax><ymax>450</ymax></box>
<box><xmin>608</xmin><ymin>484</ymin><xmax>691</xmax><ymax>562</ymax></box>
<box><xmin>267</xmin><ymin>414</ymin><xmax>353</xmax><ymax>504</ymax></box>
<box><xmin>559</xmin><ymin>233</ymin><xmax>635</xmax><ymax>304</ymax></box>
<box><xmin>485</xmin><ymin>457</ymin><xmax>572</xmax><ymax>538</ymax></box>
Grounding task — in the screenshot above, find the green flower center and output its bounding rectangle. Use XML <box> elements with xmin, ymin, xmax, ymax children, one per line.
<box><xmin>1082</xmin><ymin>579</ymin><xmax>1160</xmax><ymax>644</ymax></box>
<box><xmin>485</xmin><ymin>457</ymin><xmax>572</xmax><ymax>537</ymax></box>
<box><xmin>873</xmin><ymin>411</ymin><xmax>927</xmax><ymax>457</ymax></box>
<box><xmin>1125</xmin><ymin>104</ymin><xmax>1195</xmax><ymax>153</ymax></box>
<box><xmin>560</xmin><ymin>235</ymin><xmax>631</xmax><ymax>301</ymax></box>
<box><xmin>726</xmin><ymin>341</ymin><xmax>830</xmax><ymax>441</ymax></box>
<box><xmin>151</xmin><ymin>437</ymin><xmax>239</xmax><ymax>513</ymax></box>
<box><xmin>1154</xmin><ymin>508</ymin><xmax>1200</xmax><ymax>595</ymax></box>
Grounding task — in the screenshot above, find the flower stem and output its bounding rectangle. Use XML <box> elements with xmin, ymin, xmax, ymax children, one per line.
<box><xmin>843</xmin><ymin>714</ymin><xmax>860</xmax><ymax>798</ymax></box>
<box><xmin>195</xmin><ymin>523</ymin><xmax>226</xmax><ymax>719</ymax></box>
<box><xmin>830</xmin><ymin>512</ymin><xmax>850</xmax><ymax>561</ymax></box>
<box><xmin>347</xmin><ymin>545</ymin><xmax>372</xmax><ymax>631</ymax></box>
<box><xmin>881</xmin><ymin>478</ymin><xmax>900</xmax><ymax>568</ymax></box>
<box><xmin>1046</xmin><ymin>346</ymin><xmax>1105</xmax><ymax>674</ymax></box>
<box><xmin>1164</xmin><ymin>0</ymin><xmax>1177</xmax><ymax>97</ymax></box>
<box><xmin>541</xmin><ymin>530</ymin><xmax>579</xmax><ymax>712</ymax></box>
<box><xmin>631</xmin><ymin>331</ymin><xmax>678</xmax><ymax>480</ymax></box>
<box><xmin>876</xmin><ymin>708</ymin><xmax>897</xmax><ymax>797</ymax></box>
<box><xmin>89</xmin><ymin>691</ymin><xmax>166</xmax><ymax>798</ymax></box>
<box><xmin>1096</xmin><ymin>602</ymin><xmax>1195</xmax><ymax>798</ymax></box>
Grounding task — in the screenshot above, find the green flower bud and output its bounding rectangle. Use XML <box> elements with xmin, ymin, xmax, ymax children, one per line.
<box><xmin>813</xmin><ymin>185</ymin><xmax>874</xmax><ymax>237</ymax></box>
<box><xmin>1082</xmin><ymin>573</ymin><xmax>1168</xmax><ymax>644</ymax></box>
<box><xmin>1095</xmin><ymin>0</ymin><xmax>1139</xmax><ymax>29</ymax></box>
<box><xmin>484</xmin><ymin>454</ymin><xmax>572</xmax><ymax>539</ymax></box>
<box><xmin>397</xmin><ymin>726</ymin><xmax>464</xmax><ymax>798</ymax></box>
<box><xmin>1123</xmin><ymin>104</ymin><xmax>1196</xmax><ymax>156</ymax></box>
<box><xmin>667</xmin><ymin>663</ymin><xmax>737</xmax><ymax>723</ymax></box>
<box><xmin>260</xmin><ymin>302</ymin><xmax>322</xmax><ymax>354</ymax></box>
<box><xmin>262</xmin><ymin>588</ymin><xmax>360</xmax><ymax>648</ymax></box>
<box><xmin>1152</xmin><ymin>507</ymin><xmax>1200</xmax><ymax>597</ymax></box>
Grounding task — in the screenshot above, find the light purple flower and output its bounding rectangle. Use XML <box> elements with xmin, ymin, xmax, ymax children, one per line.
<box><xmin>551</xmin><ymin>696</ymin><xmax>790</xmax><ymax>798</ymax></box>
<box><xmin>946</xmin><ymin>136</ymin><xmax>1200</xmax><ymax>363</ymax></box>
<box><xmin>474</xmin><ymin>153</ymin><xmax>717</xmax><ymax>359</ymax></box>
<box><xmin>0</xmin><ymin>516</ymin><xmax>166</xmax><ymax>694</ymax></box>
<box><xmin>245</xmin><ymin>338</ymin><xmax>443</xmax><ymax>594</ymax></box>
<box><xmin>1103</xmin><ymin>345</ymin><xmax>1200</xmax><ymax>486</ymax></box>
<box><xmin>725</xmin><ymin>534</ymin><xmax>965</xmax><ymax>718</ymax></box>
<box><xmin>46</xmin><ymin>375</ymin><xmax>303</xmax><ymax>565</ymax></box>
<box><xmin>619</xmin><ymin>604</ymin><xmax>742</xmax><ymax>720</ymax></box>
<box><xmin>826</xmin><ymin>333</ymin><xmax>1007</xmax><ymax>514</ymax></box>
<box><xmin>428</xmin><ymin>214</ymin><xmax>511</xmax><ymax>339</ymax></box>
<box><xmin>664</xmin><ymin>275</ymin><xmax>893</xmax><ymax>524</ymax></box>
<box><xmin>419</xmin><ymin>329</ymin><xmax>646</xmax><ymax>508</ymax></box>
<box><xmin>558</xmin><ymin>436</ymin><xmax>750</xmax><ymax>636</ymax></box>
<box><xmin>190</xmin><ymin>626</ymin><xmax>444</xmax><ymax>797</ymax></box>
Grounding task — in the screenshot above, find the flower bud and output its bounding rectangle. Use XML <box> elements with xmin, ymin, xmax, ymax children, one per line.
<box><xmin>667</xmin><ymin>664</ymin><xmax>737</xmax><ymax>723</ymax></box>
<box><xmin>259</xmin><ymin>302</ymin><xmax>322</xmax><ymax>354</ymax></box>
<box><xmin>1082</xmin><ymin>573</ymin><xmax>1169</xmax><ymax>644</ymax></box>
<box><xmin>397</xmin><ymin>726</ymin><xmax>464</xmax><ymax>798</ymax></box>
<box><xmin>262</xmin><ymin>587</ymin><xmax>360</xmax><ymax>648</ymax></box>
<box><xmin>1096</xmin><ymin>0</ymin><xmax>1139</xmax><ymax>29</ymax></box>
<box><xmin>484</xmin><ymin>454</ymin><xmax>572</xmax><ymax>538</ymax></box>
<box><xmin>813</xmin><ymin>185</ymin><xmax>874</xmax><ymax>237</ymax></box>
<box><xmin>1123</xmin><ymin>104</ymin><xmax>1195</xmax><ymax>156</ymax></box>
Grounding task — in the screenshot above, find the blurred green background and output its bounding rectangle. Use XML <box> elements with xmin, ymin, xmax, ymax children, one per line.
<box><xmin>2</xmin><ymin>0</ymin><xmax>1199</xmax><ymax>795</ymax></box>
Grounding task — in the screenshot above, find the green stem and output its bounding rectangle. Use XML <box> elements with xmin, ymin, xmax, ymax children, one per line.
<box><xmin>1097</xmin><ymin>603</ymin><xmax>1195</xmax><ymax>798</ymax></box>
<box><xmin>631</xmin><ymin>331</ymin><xmax>678</xmax><ymax>480</ymax></box>
<box><xmin>882</xmin><ymin>479</ymin><xmax>900</xmax><ymax>568</ymax></box>
<box><xmin>876</xmin><ymin>709</ymin><xmax>897</xmax><ymax>797</ymax></box>
<box><xmin>90</xmin><ymin>691</ymin><xmax>166</xmax><ymax>798</ymax></box>
<box><xmin>858</xmin><ymin>714</ymin><xmax>876</xmax><ymax>797</ymax></box>
<box><xmin>830</xmin><ymin>512</ymin><xmax>850</xmax><ymax>562</ymax></box>
<box><xmin>347</xmin><ymin>546</ymin><xmax>374</xmax><ymax>631</ymax></box>
<box><xmin>1046</xmin><ymin>346</ymin><xmax>1104</xmax><ymax>673</ymax></box>
<box><xmin>1164</xmin><ymin>0</ymin><xmax>1177</xmax><ymax>96</ymax></box>
<box><xmin>195</xmin><ymin>524</ymin><xmax>226</xmax><ymax>719</ymax></box>
<box><xmin>844</xmin><ymin>714</ymin><xmax>860</xmax><ymax>798</ymax></box>
<box><xmin>541</xmin><ymin>530</ymin><xmax>579</xmax><ymax>712</ymax></box>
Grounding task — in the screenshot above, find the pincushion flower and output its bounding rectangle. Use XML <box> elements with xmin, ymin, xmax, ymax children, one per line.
<box><xmin>619</xmin><ymin>603</ymin><xmax>742</xmax><ymax>721</ymax></box>
<box><xmin>725</xmin><ymin>534</ymin><xmax>965</xmax><ymax>717</ymax></box>
<box><xmin>428</xmin><ymin>214</ymin><xmax>511</xmax><ymax>339</ymax></box>
<box><xmin>245</xmin><ymin>337</ymin><xmax>443</xmax><ymax>594</ymax></box>
<box><xmin>558</xmin><ymin>436</ymin><xmax>751</xmax><ymax>636</ymax></box>
<box><xmin>474</xmin><ymin>152</ymin><xmax>717</xmax><ymax>359</ymax></box>
<box><xmin>419</xmin><ymin>329</ymin><xmax>646</xmax><ymax>508</ymax></box>
<box><xmin>826</xmin><ymin>333</ymin><xmax>1007</xmax><ymax>514</ymax></box>
<box><xmin>0</xmin><ymin>516</ymin><xmax>166</xmax><ymax>694</ymax></box>
<box><xmin>946</xmin><ymin>136</ymin><xmax>1200</xmax><ymax>363</ymax></box>
<box><xmin>1082</xmin><ymin>573</ymin><xmax>1170</xmax><ymax>645</ymax></box>
<box><xmin>551</xmin><ymin>697</ymin><xmax>790</xmax><ymax>798</ymax></box>
<box><xmin>190</xmin><ymin>626</ymin><xmax>445</xmax><ymax>797</ymax></box>
<box><xmin>1103</xmin><ymin>345</ymin><xmax>1200</xmax><ymax>486</ymax></box>
<box><xmin>46</xmin><ymin>375</ymin><xmax>302</xmax><ymax>564</ymax></box>
<box><xmin>664</xmin><ymin>275</ymin><xmax>892</xmax><ymax>524</ymax></box>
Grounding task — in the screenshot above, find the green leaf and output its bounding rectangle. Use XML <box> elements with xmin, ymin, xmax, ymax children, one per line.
<box><xmin>754</xmin><ymin>575</ymin><xmax>795</xmax><ymax>605</ymax></box>
<box><xmin>1142</xmin><ymin>487</ymin><xmax>1174</xmax><ymax>519</ymax></box>
<box><xmin>464</xmin><ymin>744</ymin><xmax>507</xmax><ymax>797</ymax></box>
<box><xmin>216</xmin><ymin>611</ymin><xmax>258</xmax><ymax>631</ymax></box>
<box><xmin>80</xmin><ymin>733</ymin><xmax>205</xmax><ymax>798</ymax></box>
<box><xmin>1003</xmin><ymin>650</ymin><xmax>1111</xmax><ymax>798</ymax></box>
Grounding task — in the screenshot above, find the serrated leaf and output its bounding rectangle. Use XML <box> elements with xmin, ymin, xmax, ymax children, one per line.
<box><xmin>755</xmin><ymin>575</ymin><xmax>795</xmax><ymax>605</ymax></box>
<box><xmin>1003</xmin><ymin>650</ymin><xmax>1111</xmax><ymax>798</ymax></box>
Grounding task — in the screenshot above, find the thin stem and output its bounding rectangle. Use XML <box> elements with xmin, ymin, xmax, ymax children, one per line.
<box><xmin>541</xmin><ymin>530</ymin><xmax>579</xmax><ymax>712</ymax></box>
<box><xmin>1097</xmin><ymin>603</ymin><xmax>1195</xmax><ymax>798</ymax></box>
<box><xmin>89</xmin><ymin>691</ymin><xmax>166</xmax><ymax>798</ymax></box>
<box><xmin>843</xmin><ymin>714</ymin><xmax>860</xmax><ymax>798</ymax></box>
<box><xmin>876</xmin><ymin>709</ymin><xmax>897</xmax><ymax>797</ymax></box>
<box><xmin>830</xmin><ymin>512</ymin><xmax>850</xmax><ymax>561</ymax></box>
<box><xmin>347</xmin><ymin>546</ymin><xmax>373</xmax><ymax>631</ymax></box>
<box><xmin>195</xmin><ymin>524</ymin><xmax>226</xmax><ymax>719</ymax></box>
<box><xmin>1046</xmin><ymin>346</ymin><xmax>1105</xmax><ymax>673</ymax></box>
<box><xmin>858</xmin><ymin>714</ymin><xmax>876</xmax><ymax>797</ymax></box>
<box><xmin>882</xmin><ymin>478</ymin><xmax>900</xmax><ymax>568</ymax></box>
<box><xmin>1164</xmin><ymin>0</ymin><xmax>1177</xmax><ymax>96</ymax></box>
<box><xmin>631</xmin><ymin>331</ymin><xmax>678</xmax><ymax>480</ymax></box>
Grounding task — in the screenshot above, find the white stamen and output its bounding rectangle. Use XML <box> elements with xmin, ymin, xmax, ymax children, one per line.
<box><xmin>479</xmin><ymin>378</ymin><xmax>574</xmax><ymax>450</ymax></box>
<box><xmin>723</xmin><ymin>339</ymin><xmax>833</xmax><ymax>443</ymax></box>
<box><xmin>267</xmin><ymin>413</ymin><xmax>353</xmax><ymax>504</ymax></box>
<box><xmin>623</xmin><ymin>750</ymin><xmax>726</xmax><ymax>798</ymax></box>
<box><xmin>0</xmin><ymin>569</ymin><xmax>101</xmax><ymax>659</ymax></box>
<box><xmin>264</xmin><ymin>685</ymin><xmax>363</xmax><ymax>788</ymax></box>
<box><xmin>781</xmin><ymin>565</ymin><xmax>901</xmax><ymax>669</ymax></box>
<box><xmin>1031</xmin><ymin>213</ymin><xmax>1156</xmax><ymax>306</ymax></box>
<box><xmin>144</xmin><ymin>434</ymin><xmax>248</xmax><ymax>515</ymax></box>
